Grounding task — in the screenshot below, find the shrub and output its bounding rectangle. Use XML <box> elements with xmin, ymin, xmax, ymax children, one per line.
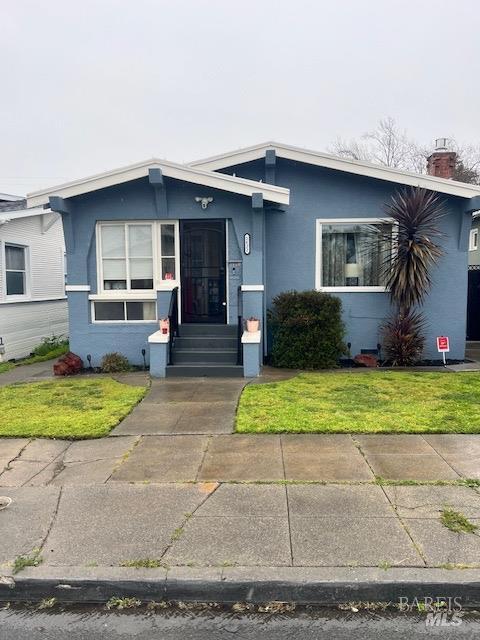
<box><xmin>32</xmin><ymin>335</ymin><xmax>69</xmax><ymax>357</ymax></box>
<box><xmin>100</xmin><ymin>352</ymin><xmax>130</xmax><ymax>373</ymax></box>
<box><xmin>269</xmin><ymin>290</ymin><xmax>346</xmax><ymax>369</ymax></box>
<box><xmin>381</xmin><ymin>310</ymin><xmax>426</xmax><ymax>366</ymax></box>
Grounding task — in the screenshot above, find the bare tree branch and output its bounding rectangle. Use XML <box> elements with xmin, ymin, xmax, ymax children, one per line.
<box><xmin>329</xmin><ymin>118</ymin><xmax>480</xmax><ymax>184</ymax></box>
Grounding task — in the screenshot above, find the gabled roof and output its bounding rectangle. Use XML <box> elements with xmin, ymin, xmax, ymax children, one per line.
<box><xmin>0</xmin><ymin>198</ymin><xmax>27</xmax><ymax>212</ymax></box>
<box><xmin>26</xmin><ymin>158</ymin><xmax>290</xmax><ymax>208</ymax></box>
<box><xmin>0</xmin><ymin>192</ymin><xmax>24</xmax><ymax>202</ymax></box>
<box><xmin>190</xmin><ymin>141</ymin><xmax>480</xmax><ymax>200</ymax></box>
<box><xmin>0</xmin><ymin>205</ymin><xmax>54</xmax><ymax>224</ymax></box>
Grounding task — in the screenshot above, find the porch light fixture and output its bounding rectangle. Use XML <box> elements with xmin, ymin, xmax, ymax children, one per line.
<box><xmin>195</xmin><ymin>196</ymin><xmax>213</xmax><ymax>210</ymax></box>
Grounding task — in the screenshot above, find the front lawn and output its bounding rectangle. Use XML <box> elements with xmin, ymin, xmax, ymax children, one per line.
<box><xmin>0</xmin><ymin>378</ymin><xmax>146</xmax><ymax>439</ymax></box>
<box><xmin>236</xmin><ymin>371</ymin><xmax>480</xmax><ymax>433</ymax></box>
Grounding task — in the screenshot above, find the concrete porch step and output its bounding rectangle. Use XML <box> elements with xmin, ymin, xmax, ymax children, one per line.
<box><xmin>173</xmin><ymin>349</ymin><xmax>238</xmax><ymax>364</ymax></box>
<box><xmin>179</xmin><ymin>324</ymin><xmax>237</xmax><ymax>337</ymax></box>
<box><xmin>174</xmin><ymin>336</ymin><xmax>237</xmax><ymax>350</ymax></box>
<box><xmin>166</xmin><ymin>364</ymin><xmax>244</xmax><ymax>377</ymax></box>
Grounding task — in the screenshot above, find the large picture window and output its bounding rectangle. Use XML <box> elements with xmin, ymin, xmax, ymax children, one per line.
<box><xmin>100</xmin><ymin>223</ymin><xmax>153</xmax><ymax>291</ymax></box>
<box><xmin>316</xmin><ymin>219</ymin><xmax>392</xmax><ymax>291</ymax></box>
<box><xmin>5</xmin><ymin>244</ymin><xmax>27</xmax><ymax>296</ymax></box>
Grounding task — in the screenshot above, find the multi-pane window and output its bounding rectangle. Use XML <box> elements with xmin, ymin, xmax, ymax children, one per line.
<box><xmin>100</xmin><ymin>223</ymin><xmax>154</xmax><ymax>291</ymax></box>
<box><xmin>93</xmin><ymin>300</ymin><xmax>156</xmax><ymax>322</ymax></box>
<box><xmin>98</xmin><ymin>222</ymin><xmax>178</xmax><ymax>291</ymax></box>
<box><xmin>160</xmin><ymin>223</ymin><xmax>176</xmax><ymax>280</ymax></box>
<box><xmin>317</xmin><ymin>220</ymin><xmax>392</xmax><ymax>289</ymax></box>
<box><xmin>5</xmin><ymin>244</ymin><xmax>27</xmax><ymax>296</ymax></box>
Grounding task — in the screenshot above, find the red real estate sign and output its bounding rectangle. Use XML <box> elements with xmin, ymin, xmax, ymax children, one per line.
<box><xmin>437</xmin><ymin>336</ymin><xmax>450</xmax><ymax>353</ymax></box>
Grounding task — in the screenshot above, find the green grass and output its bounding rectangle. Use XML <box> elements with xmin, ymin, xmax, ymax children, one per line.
<box><xmin>236</xmin><ymin>371</ymin><xmax>480</xmax><ymax>433</ymax></box>
<box><xmin>0</xmin><ymin>341</ymin><xmax>69</xmax><ymax>374</ymax></box>
<box><xmin>440</xmin><ymin>508</ymin><xmax>478</xmax><ymax>534</ymax></box>
<box><xmin>12</xmin><ymin>550</ymin><xmax>42</xmax><ymax>574</ymax></box>
<box><xmin>120</xmin><ymin>559</ymin><xmax>166</xmax><ymax>569</ymax></box>
<box><xmin>0</xmin><ymin>378</ymin><xmax>146</xmax><ymax>439</ymax></box>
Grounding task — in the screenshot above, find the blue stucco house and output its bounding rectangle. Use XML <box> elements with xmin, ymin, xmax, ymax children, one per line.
<box><xmin>26</xmin><ymin>142</ymin><xmax>480</xmax><ymax>377</ymax></box>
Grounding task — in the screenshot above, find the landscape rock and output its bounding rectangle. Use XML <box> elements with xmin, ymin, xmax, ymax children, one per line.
<box><xmin>353</xmin><ymin>354</ymin><xmax>378</xmax><ymax>368</ymax></box>
<box><xmin>54</xmin><ymin>352</ymin><xmax>83</xmax><ymax>376</ymax></box>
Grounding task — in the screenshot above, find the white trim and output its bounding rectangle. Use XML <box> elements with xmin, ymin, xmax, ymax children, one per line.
<box><xmin>241</xmin><ymin>330</ymin><xmax>261</xmax><ymax>344</ymax></box>
<box><xmin>0</xmin><ymin>193</ymin><xmax>23</xmax><ymax>202</ymax></box>
<box><xmin>2</xmin><ymin>241</ymin><xmax>31</xmax><ymax>301</ymax></box>
<box><xmin>0</xmin><ymin>296</ymin><xmax>67</xmax><ymax>305</ymax></box>
<box><xmin>190</xmin><ymin>141</ymin><xmax>480</xmax><ymax>200</ymax></box>
<box><xmin>66</xmin><ymin>285</ymin><xmax>90</xmax><ymax>292</ymax></box>
<box><xmin>469</xmin><ymin>228</ymin><xmax>479</xmax><ymax>251</ymax></box>
<box><xmin>241</xmin><ymin>284</ymin><xmax>265</xmax><ymax>292</ymax></box>
<box><xmin>315</xmin><ymin>218</ymin><xmax>392</xmax><ymax>293</ymax></box>
<box><xmin>148</xmin><ymin>330</ymin><xmax>170</xmax><ymax>344</ymax></box>
<box><xmin>26</xmin><ymin>158</ymin><xmax>290</xmax><ymax>208</ymax></box>
<box><xmin>156</xmin><ymin>284</ymin><xmax>178</xmax><ymax>292</ymax></box>
<box><xmin>0</xmin><ymin>207</ymin><xmax>54</xmax><ymax>224</ymax></box>
<box><xmin>89</xmin><ymin>292</ymin><xmax>156</xmax><ymax>301</ymax></box>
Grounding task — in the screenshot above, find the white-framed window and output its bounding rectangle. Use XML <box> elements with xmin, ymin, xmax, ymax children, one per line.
<box><xmin>96</xmin><ymin>221</ymin><xmax>179</xmax><ymax>293</ymax></box>
<box><xmin>91</xmin><ymin>300</ymin><xmax>157</xmax><ymax>323</ymax></box>
<box><xmin>4</xmin><ymin>243</ymin><xmax>29</xmax><ymax>297</ymax></box>
<box><xmin>315</xmin><ymin>218</ymin><xmax>393</xmax><ymax>292</ymax></box>
<box><xmin>469</xmin><ymin>228</ymin><xmax>478</xmax><ymax>251</ymax></box>
<box><xmin>98</xmin><ymin>222</ymin><xmax>154</xmax><ymax>291</ymax></box>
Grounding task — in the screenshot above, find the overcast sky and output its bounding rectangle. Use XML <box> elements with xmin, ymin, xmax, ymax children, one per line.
<box><xmin>1</xmin><ymin>0</ymin><xmax>479</xmax><ymax>195</ymax></box>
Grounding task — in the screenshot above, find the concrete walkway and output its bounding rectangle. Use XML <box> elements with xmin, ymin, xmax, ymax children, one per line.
<box><xmin>111</xmin><ymin>378</ymin><xmax>248</xmax><ymax>436</ymax></box>
<box><xmin>0</xmin><ymin>360</ymin><xmax>55</xmax><ymax>386</ymax></box>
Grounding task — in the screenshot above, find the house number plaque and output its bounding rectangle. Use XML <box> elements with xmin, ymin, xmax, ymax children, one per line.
<box><xmin>244</xmin><ymin>233</ymin><xmax>251</xmax><ymax>255</ymax></box>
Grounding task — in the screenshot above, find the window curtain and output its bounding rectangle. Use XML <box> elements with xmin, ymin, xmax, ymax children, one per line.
<box><xmin>322</xmin><ymin>230</ymin><xmax>347</xmax><ymax>286</ymax></box>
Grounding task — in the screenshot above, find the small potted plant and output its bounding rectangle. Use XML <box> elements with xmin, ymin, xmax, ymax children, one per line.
<box><xmin>160</xmin><ymin>318</ymin><xmax>170</xmax><ymax>335</ymax></box>
<box><xmin>246</xmin><ymin>316</ymin><xmax>260</xmax><ymax>332</ymax></box>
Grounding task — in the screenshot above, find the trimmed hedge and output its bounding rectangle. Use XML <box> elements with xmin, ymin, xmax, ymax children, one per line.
<box><xmin>269</xmin><ymin>290</ymin><xmax>346</xmax><ymax>369</ymax></box>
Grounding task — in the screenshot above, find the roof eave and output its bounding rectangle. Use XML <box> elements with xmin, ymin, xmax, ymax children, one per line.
<box><xmin>190</xmin><ymin>142</ymin><xmax>480</xmax><ymax>200</ymax></box>
<box><xmin>26</xmin><ymin>159</ymin><xmax>289</xmax><ymax>208</ymax></box>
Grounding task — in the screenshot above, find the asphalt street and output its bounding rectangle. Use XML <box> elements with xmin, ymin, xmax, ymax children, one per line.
<box><xmin>1</xmin><ymin>607</ymin><xmax>480</xmax><ymax>640</ymax></box>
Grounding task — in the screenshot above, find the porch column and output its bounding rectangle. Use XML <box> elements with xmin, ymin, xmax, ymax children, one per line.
<box><xmin>240</xmin><ymin>193</ymin><xmax>265</xmax><ymax>376</ymax></box>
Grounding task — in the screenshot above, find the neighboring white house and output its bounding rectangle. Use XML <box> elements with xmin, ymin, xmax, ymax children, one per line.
<box><xmin>0</xmin><ymin>194</ymin><xmax>68</xmax><ymax>360</ymax></box>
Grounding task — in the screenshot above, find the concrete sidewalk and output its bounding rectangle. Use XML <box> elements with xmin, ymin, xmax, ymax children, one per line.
<box><xmin>1</xmin><ymin>434</ymin><xmax>479</xmax><ymax>487</ymax></box>
<box><xmin>1</xmin><ymin>372</ymin><xmax>480</xmax><ymax>604</ymax></box>
<box><xmin>1</xmin><ymin>480</ymin><xmax>480</xmax><ymax>605</ymax></box>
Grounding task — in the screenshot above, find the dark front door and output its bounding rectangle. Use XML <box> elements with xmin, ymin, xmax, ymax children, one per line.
<box><xmin>180</xmin><ymin>220</ymin><xmax>226</xmax><ymax>323</ymax></box>
<box><xmin>467</xmin><ymin>268</ymin><xmax>480</xmax><ymax>340</ymax></box>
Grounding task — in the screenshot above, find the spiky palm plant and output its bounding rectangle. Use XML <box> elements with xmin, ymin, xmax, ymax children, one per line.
<box><xmin>383</xmin><ymin>187</ymin><xmax>445</xmax><ymax>311</ymax></box>
<box><xmin>364</xmin><ymin>187</ymin><xmax>445</xmax><ymax>365</ymax></box>
<box><xmin>381</xmin><ymin>309</ymin><xmax>426</xmax><ymax>366</ymax></box>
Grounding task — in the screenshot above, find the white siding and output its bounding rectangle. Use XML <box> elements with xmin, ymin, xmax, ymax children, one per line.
<box><xmin>0</xmin><ymin>299</ymin><xmax>68</xmax><ymax>360</ymax></box>
<box><xmin>0</xmin><ymin>213</ymin><xmax>66</xmax><ymax>301</ymax></box>
<box><xmin>0</xmin><ymin>213</ymin><xmax>68</xmax><ymax>359</ymax></box>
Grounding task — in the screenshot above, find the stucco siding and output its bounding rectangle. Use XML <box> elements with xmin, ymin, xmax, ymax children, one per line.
<box><xmin>224</xmin><ymin>158</ymin><xmax>468</xmax><ymax>359</ymax></box>
<box><xmin>469</xmin><ymin>218</ymin><xmax>480</xmax><ymax>266</ymax></box>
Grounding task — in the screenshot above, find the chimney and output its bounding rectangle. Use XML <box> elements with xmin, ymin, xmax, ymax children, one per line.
<box><xmin>426</xmin><ymin>138</ymin><xmax>457</xmax><ymax>179</ymax></box>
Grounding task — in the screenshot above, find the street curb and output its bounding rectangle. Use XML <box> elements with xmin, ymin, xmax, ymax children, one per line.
<box><xmin>1</xmin><ymin>567</ymin><xmax>480</xmax><ymax>606</ymax></box>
